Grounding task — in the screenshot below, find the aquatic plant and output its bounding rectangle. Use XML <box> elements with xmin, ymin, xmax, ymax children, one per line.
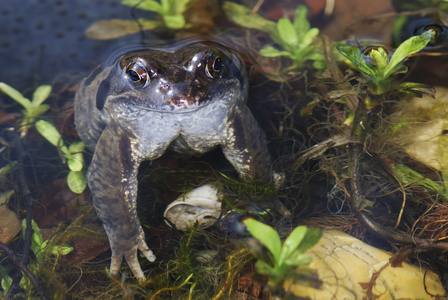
<box><xmin>0</xmin><ymin>220</ymin><xmax>73</xmax><ymax>296</ymax></box>
<box><xmin>300</xmin><ymin>29</ymin><xmax>448</xmax><ymax>252</ymax></box>
<box><xmin>0</xmin><ymin>82</ymin><xmax>86</xmax><ymax>193</ymax></box>
<box><xmin>0</xmin><ymin>83</ymin><xmax>50</xmax><ymax>133</ymax></box>
<box><xmin>122</xmin><ymin>0</ymin><xmax>198</xmax><ymax>30</ymax></box>
<box><xmin>337</xmin><ymin>30</ymin><xmax>436</xmax><ymax>96</ymax></box>
<box><xmin>243</xmin><ymin>218</ymin><xmax>321</xmax><ymax>292</ymax></box>
<box><xmin>35</xmin><ymin>120</ymin><xmax>87</xmax><ymax>194</ymax></box>
<box><xmin>223</xmin><ymin>3</ymin><xmax>325</xmax><ymax>72</ymax></box>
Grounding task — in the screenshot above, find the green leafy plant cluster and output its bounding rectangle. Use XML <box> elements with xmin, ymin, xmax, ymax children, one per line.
<box><xmin>223</xmin><ymin>3</ymin><xmax>324</xmax><ymax>71</ymax></box>
<box><xmin>122</xmin><ymin>0</ymin><xmax>198</xmax><ymax>30</ymax></box>
<box><xmin>244</xmin><ymin>218</ymin><xmax>321</xmax><ymax>290</ymax></box>
<box><xmin>35</xmin><ymin>120</ymin><xmax>87</xmax><ymax>194</ymax></box>
<box><xmin>0</xmin><ymin>83</ymin><xmax>87</xmax><ymax>194</ymax></box>
<box><xmin>0</xmin><ymin>83</ymin><xmax>50</xmax><ymax>133</ymax></box>
<box><xmin>337</xmin><ymin>30</ymin><xmax>436</xmax><ymax>96</ymax></box>
<box><xmin>0</xmin><ymin>220</ymin><xmax>73</xmax><ymax>295</ymax></box>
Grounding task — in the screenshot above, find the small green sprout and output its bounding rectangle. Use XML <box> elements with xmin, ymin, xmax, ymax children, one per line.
<box><xmin>0</xmin><ymin>83</ymin><xmax>51</xmax><ymax>132</ymax></box>
<box><xmin>122</xmin><ymin>0</ymin><xmax>198</xmax><ymax>30</ymax></box>
<box><xmin>244</xmin><ymin>218</ymin><xmax>321</xmax><ymax>290</ymax></box>
<box><xmin>1</xmin><ymin>220</ymin><xmax>73</xmax><ymax>295</ymax></box>
<box><xmin>22</xmin><ymin>219</ymin><xmax>74</xmax><ymax>262</ymax></box>
<box><xmin>223</xmin><ymin>3</ymin><xmax>324</xmax><ymax>71</ymax></box>
<box><xmin>35</xmin><ymin>120</ymin><xmax>87</xmax><ymax>194</ymax></box>
<box><xmin>337</xmin><ymin>30</ymin><xmax>436</xmax><ymax>96</ymax></box>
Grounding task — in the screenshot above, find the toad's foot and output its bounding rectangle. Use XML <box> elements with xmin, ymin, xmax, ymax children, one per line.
<box><xmin>109</xmin><ymin>238</ymin><xmax>156</xmax><ymax>282</ymax></box>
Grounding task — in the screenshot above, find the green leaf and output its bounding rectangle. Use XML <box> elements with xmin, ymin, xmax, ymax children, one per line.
<box><xmin>389</xmin><ymin>163</ymin><xmax>445</xmax><ymax>195</ymax></box>
<box><xmin>0</xmin><ymin>268</ymin><xmax>12</xmax><ymax>293</ymax></box>
<box><xmin>393</xmin><ymin>82</ymin><xmax>436</xmax><ymax>98</ymax></box>
<box><xmin>67</xmin><ymin>157</ymin><xmax>83</xmax><ymax>172</ymax></box>
<box><xmin>223</xmin><ymin>2</ymin><xmax>277</xmax><ymax>35</ymax></box>
<box><xmin>384</xmin><ymin>30</ymin><xmax>434</xmax><ymax>79</ymax></box>
<box><xmin>173</xmin><ymin>0</ymin><xmax>197</xmax><ymax>14</ymax></box>
<box><xmin>0</xmin><ymin>82</ymin><xmax>32</xmax><ymax>111</ymax></box>
<box><xmin>35</xmin><ymin>120</ymin><xmax>64</xmax><ymax>148</ymax></box>
<box><xmin>296</xmin><ymin>27</ymin><xmax>319</xmax><ymax>51</ymax></box>
<box><xmin>255</xmin><ymin>260</ymin><xmax>275</xmax><ymax>276</ymax></box>
<box><xmin>121</xmin><ymin>0</ymin><xmax>163</xmax><ymax>13</ymax></box>
<box><xmin>67</xmin><ymin>171</ymin><xmax>87</xmax><ymax>194</ymax></box>
<box><xmin>163</xmin><ymin>14</ymin><xmax>186</xmax><ymax>29</ymax></box>
<box><xmin>297</xmin><ymin>227</ymin><xmax>322</xmax><ymax>253</ymax></box>
<box><xmin>369</xmin><ymin>48</ymin><xmax>388</xmax><ymax>75</ymax></box>
<box><xmin>244</xmin><ymin>218</ymin><xmax>282</xmax><ymax>261</ymax></box>
<box><xmin>0</xmin><ymin>162</ymin><xmax>17</xmax><ymax>179</ymax></box>
<box><xmin>284</xmin><ymin>252</ymin><xmax>311</xmax><ymax>267</ymax></box>
<box><xmin>22</xmin><ymin>219</ymin><xmax>45</xmax><ymax>258</ymax></box>
<box><xmin>277</xmin><ymin>18</ymin><xmax>298</xmax><ymax>46</ymax></box>
<box><xmin>31</xmin><ymin>85</ymin><xmax>51</xmax><ymax>107</ymax></box>
<box><xmin>337</xmin><ymin>46</ymin><xmax>376</xmax><ymax>76</ymax></box>
<box><xmin>278</xmin><ymin>226</ymin><xmax>307</xmax><ymax>266</ymax></box>
<box><xmin>0</xmin><ymin>190</ymin><xmax>14</xmax><ymax>205</ymax></box>
<box><xmin>27</xmin><ymin>104</ymin><xmax>50</xmax><ymax>118</ymax></box>
<box><xmin>50</xmin><ymin>245</ymin><xmax>74</xmax><ymax>256</ymax></box>
<box><xmin>259</xmin><ymin>46</ymin><xmax>294</xmax><ymax>58</ymax></box>
<box><xmin>293</xmin><ymin>5</ymin><xmax>310</xmax><ymax>37</ymax></box>
<box><xmin>68</xmin><ymin>141</ymin><xmax>86</xmax><ymax>154</ymax></box>
<box><xmin>160</xmin><ymin>0</ymin><xmax>171</xmax><ymax>13</ymax></box>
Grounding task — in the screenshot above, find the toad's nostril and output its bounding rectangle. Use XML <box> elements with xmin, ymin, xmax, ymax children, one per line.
<box><xmin>159</xmin><ymin>81</ymin><xmax>170</xmax><ymax>92</ymax></box>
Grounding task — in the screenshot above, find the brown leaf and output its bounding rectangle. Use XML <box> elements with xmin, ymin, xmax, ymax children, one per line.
<box><xmin>0</xmin><ymin>205</ymin><xmax>21</xmax><ymax>244</ymax></box>
<box><xmin>68</xmin><ymin>238</ymin><xmax>110</xmax><ymax>264</ymax></box>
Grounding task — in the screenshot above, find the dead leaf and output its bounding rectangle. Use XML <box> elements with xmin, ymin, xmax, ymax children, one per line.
<box><xmin>0</xmin><ymin>204</ymin><xmax>21</xmax><ymax>244</ymax></box>
<box><xmin>85</xmin><ymin>19</ymin><xmax>161</xmax><ymax>40</ymax></box>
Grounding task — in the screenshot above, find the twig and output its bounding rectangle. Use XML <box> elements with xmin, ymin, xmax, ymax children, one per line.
<box><xmin>14</xmin><ymin>136</ymin><xmax>34</xmax><ymax>265</ymax></box>
<box><xmin>0</xmin><ymin>242</ymin><xmax>50</xmax><ymax>300</ymax></box>
<box><xmin>355</xmin><ymin>210</ymin><xmax>448</xmax><ymax>251</ymax></box>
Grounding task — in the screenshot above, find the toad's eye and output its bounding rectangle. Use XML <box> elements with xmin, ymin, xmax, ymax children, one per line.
<box><xmin>126</xmin><ymin>61</ymin><xmax>150</xmax><ymax>88</ymax></box>
<box><xmin>205</xmin><ymin>52</ymin><xmax>224</xmax><ymax>79</ymax></box>
<box><xmin>411</xmin><ymin>21</ymin><xmax>447</xmax><ymax>46</ymax></box>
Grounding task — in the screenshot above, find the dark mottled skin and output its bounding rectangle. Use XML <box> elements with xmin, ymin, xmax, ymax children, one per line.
<box><xmin>74</xmin><ymin>41</ymin><xmax>272</xmax><ymax>281</ymax></box>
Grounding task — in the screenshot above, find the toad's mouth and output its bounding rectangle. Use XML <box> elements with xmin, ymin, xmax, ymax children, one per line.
<box><xmin>133</xmin><ymin>79</ymin><xmax>242</xmax><ymax>114</ymax></box>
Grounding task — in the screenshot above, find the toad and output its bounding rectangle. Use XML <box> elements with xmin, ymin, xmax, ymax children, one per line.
<box><xmin>74</xmin><ymin>41</ymin><xmax>272</xmax><ymax>280</ymax></box>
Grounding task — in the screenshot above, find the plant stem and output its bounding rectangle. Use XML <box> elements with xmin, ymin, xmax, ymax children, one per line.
<box><xmin>348</xmin><ymin>95</ymin><xmax>368</xmax><ymax>210</ymax></box>
<box><xmin>0</xmin><ymin>242</ymin><xmax>50</xmax><ymax>300</ymax></box>
<box><xmin>322</xmin><ymin>36</ymin><xmax>358</xmax><ymax>111</ymax></box>
<box><xmin>347</xmin><ymin>95</ymin><xmax>448</xmax><ymax>251</ymax></box>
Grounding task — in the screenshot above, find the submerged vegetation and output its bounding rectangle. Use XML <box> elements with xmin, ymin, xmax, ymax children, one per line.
<box><xmin>223</xmin><ymin>3</ymin><xmax>325</xmax><ymax>72</ymax></box>
<box><xmin>2</xmin><ymin>0</ymin><xmax>448</xmax><ymax>298</ymax></box>
<box><xmin>243</xmin><ymin>218</ymin><xmax>321</xmax><ymax>294</ymax></box>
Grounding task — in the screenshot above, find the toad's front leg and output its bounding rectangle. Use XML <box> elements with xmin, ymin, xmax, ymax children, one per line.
<box><xmin>87</xmin><ymin>127</ymin><xmax>156</xmax><ymax>281</ymax></box>
<box><xmin>221</xmin><ymin>105</ymin><xmax>273</xmax><ymax>180</ymax></box>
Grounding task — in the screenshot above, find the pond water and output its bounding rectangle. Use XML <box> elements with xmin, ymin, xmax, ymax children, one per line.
<box><xmin>1</xmin><ymin>0</ymin><xmax>448</xmax><ymax>299</ymax></box>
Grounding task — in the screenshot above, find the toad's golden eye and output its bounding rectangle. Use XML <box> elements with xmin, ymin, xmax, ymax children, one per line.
<box><xmin>205</xmin><ymin>53</ymin><xmax>224</xmax><ymax>79</ymax></box>
<box><xmin>126</xmin><ymin>61</ymin><xmax>150</xmax><ymax>88</ymax></box>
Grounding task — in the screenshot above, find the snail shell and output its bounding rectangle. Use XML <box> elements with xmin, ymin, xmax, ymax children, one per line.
<box><xmin>163</xmin><ymin>183</ymin><xmax>223</xmax><ymax>231</ymax></box>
